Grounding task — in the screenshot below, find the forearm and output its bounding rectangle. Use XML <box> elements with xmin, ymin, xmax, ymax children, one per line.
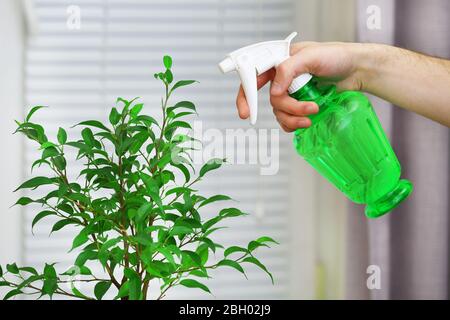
<box><xmin>357</xmin><ymin>43</ymin><xmax>450</xmax><ymax>127</ymax></box>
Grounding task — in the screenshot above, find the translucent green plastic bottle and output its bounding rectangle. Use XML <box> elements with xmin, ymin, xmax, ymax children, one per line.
<box><xmin>291</xmin><ymin>78</ymin><xmax>413</xmax><ymax>218</ymax></box>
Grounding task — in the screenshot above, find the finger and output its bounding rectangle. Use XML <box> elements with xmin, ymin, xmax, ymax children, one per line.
<box><xmin>271</xmin><ymin>57</ymin><xmax>310</xmax><ymax>96</ymax></box>
<box><xmin>236</xmin><ymin>86</ymin><xmax>250</xmax><ymax>119</ymax></box>
<box><xmin>290</xmin><ymin>41</ymin><xmax>319</xmax><ymax>55</ymax></box>
<box><xmin>272</xmin><ymin>109</ymin><xmax>294</xmax><ymax>133</ymax></box>
<box><xmin>274</xmin><ymin>110</ymin><xmax>312</xmax><ymax>131</ymax></box>
<box><xmin>257</xmin><ymin>68</ymin><xmax>276</xmax><ymax>89</ymax></box>
<box><xmin>235</xmin><ymin>68</ymin><xmax>275</xmax><ymax>120</ymax></box>
<box><xmin>279</xmin><ymin>122</ymin><xmax>295</xmax><ymax>133</ymax></box>
<box><xmin>270</xmin><ymin>94</ymin><xmax>319</xmax><ymax>116</ymax></box>
<box><xmin>271</xmin><ymin>47</ymin><xmax>319</xmax><ymax>96</ymax></box>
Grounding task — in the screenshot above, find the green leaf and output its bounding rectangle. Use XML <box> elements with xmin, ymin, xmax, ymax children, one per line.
<box><xmin>134</xmin><ymin>115</ymin><xmax>158</xmax><ymax>127</ymax></box>
<box><xmin>0</xmin><ymin>265</ymin><xmax>3</xmax><ymax>277</ymax></box>
<box><xmin>217</xmin><ymin>259</ymin><xmax>247</xmax><ymax>278</ymax></box>
<box><xmin>94</xmin><ymin>281</ymin><xmax>112</xmax><ymax>300</ymax></box>
<box><xmin>42</xmin><ymin>263</ymin><xmax>58</xmax><ymax>298</ymax></box>
<box><xmin>75</xmin><ymin>250</ymin><xmax>97</xmax><ymax>267</ymax></box>
<box><xmin>169</xmin><ymin>226</ymin><xmax>193</xmax><ymax>237</ymax></box>
<box><xmin>76</xmin><ymin>120</ymin><xmax>110</xmax><ymax>132</ymax></box>
<box><xmin>198</xmin><ymin>237</ymin><xmax>216</xmax><ymax>253</ymax></box>
<box><xmin>170</xmin><ymin>80</ymin><xmax>197</xmax><ymax>93</ymax></box>
<box><xmin>15</xmin><ymin>122</ymin><xmax>48</xmax><ymax>144</ymax></box>
<box><xmin>71</xmin><ymin>229</ymin><xmax>89</xmax><ymax>251</ymax></box>
<box><xmin>26</xmin><ymin>105</ymin><xmax>46</xmax><ymax>122</ymax></box>
<box><xmin>224</xmin><ymin>246</ymin><xmax>248</xmax><ymax>257</ymax></box>
<box><xmin>256</xmin><ymin>236</ymin><xmax>279</xmax><ymax>245</ymax></box>
<box><xmin>182</xmin><ymin>250</ymin><xmax>202</xmax><ymax>267</ymax></box>
<box><xmin>39</xmin><ymin>141</ymin><xmax>56</xmax><ymax>149</ymax></box>
<box><xmin>172</xmin><ymin>162</ymin><xmax>190</xmax><ymax>183</ymax></box>
<box><xmin>82</xmin><ymin>128</ymin><xmax>95</xmax><ymax>146</ymax></box>
<box><xmin>14</xmin><ymin>176</ymin><xmax>54</xmax><ymax>191</ymax></box>
<box><xmin>133</xmin><ymin>234</ymin><xmax>153</xmax><ymax>246</ymax></box>
<box><xmin>169</xmin><ymin>100</ymin><xmax>196</xmax><ymax>113</ymax></box>
<box><xmin>163</xmin><ymin>55</ymin><xmax>172</xmax><ymax>69</ymax></box>
<box><xmin>171</xmin><ymin>111</ymin><xmax>195</xmax><ymax>120</ymax></box>
<box><xmin>32</xmin><ymin>210</ymin><xmax>55</xmax><ymax>231</ymax></box>
<box><xmin>62</xmin><ymin>265</ymin><xmax>91</xmax><ymax>276</ymax></box>
<box><xmin>19</xmin><ymin>266</ymin><xmax>38</xmax><ymax>275</ymax></box>
<box><xmin>130</xmin><ymin>103</ymin><xmax>144</xmax><ymax>118</ymax></box>
<box><xmin>242</xmin><ymin>257</ymin><xmax>274</xmax><ymax>284</ymax></box>
<box><xmin>197</xmin><ymin>244</ymin><xmax>209</xmax><ymax>265</ymax></box>
<box><xmin>199</xmin><ymin>158</ymin><xmax>224</xmax><ymax>177</ymax></box>
<box><xmin>57</xmin><ymin>127</ymin><xmax>67</xmax><ymax>144</ymax></box>
<box><xmin>157</xmin><ymin>247</ymin><xmax>176</xmax><ymax>267</ymax></box>
<box><xmin>51</xmin><ymin>219</ymin><xmax>79</xmax><ymax>233</ymax></box>
<box><xmin>129</xmin><ymin>131</ymin><xmax>149</xmax><ymax>154</ymax></box>
<box><xmin>98</xmin><ymin>238</ymin><xmax>121</xmax><ymax>266</ymax></box>
<box><xmin>165</xmin><ymin>186</ymin><xmax>194</xmax><ymax>197</ymax></box>
<box><xmin>115</xmin><ymin>282</ymin><xmax>129</xmax><ymax>300</ymax></box>
<box><xmin>66</xmin><ymin>141</ymin><xmax>91</xmax><ymax>154</ymax></box>
<box><xmin>166</xmin><ymin>120</ymin><xmax>192</xmax><ymax>131</ymax></box>
<box><xmin>145</xmin><ymin>262</ymin><xmax>164</xmax><ymax>278</ymax></box>
<box><xmin>114</xmin><ymin>281</ymin><xmax>130</xmax><ymax>299</ymax></box>
<box><xmin>52</xmin><ymin>156</ymin><xmax>66</xmax><ymax>171</ymax></box>
<box><xmin>140</xmin><ymin>173</ymin><xmax>160</xmax><ymax>194</ymax></box>
<box><xmin>199</xmin><ymin>194</ymin><xmax>231</xmax><ymax>208</ymax></box>
<box><xmin>31</xmin><ymin>159</ymin><xmax>50</xmax><ymax>172</ymax></box>
<box><xmin>6</xmin><ymin>263</ymin><xmax>19</xmax><ymax>274</ymax></box>
<box><xmin>14</xmin><ymin>197</ymin><xmax>34</xmax><ymax>206</ymax></box>
<box><xmin>176</xmin><ymin>217</ymin><xmax>202</xmax><ymax>229</ymax></box>
<box><xmin>247</xmin><ymin>240</ymin><xmax>270</xmax><ymax>252</ymax></box>
<box><xmin>109</xmin><ymin>107</ymin><xmax>120</xmax><ymax>125</ymax></box>
<box><xmin>202</xmin><ymin>216</ymin><xmax>222</xmax><ymax>232</ymax></box>
<box><xmin>124</xmin><ymin>268</ymin><xmax>141</xmax><ymax>300</ymax></box>
<box><xmin>71</xmin><ymin>286</ymin><xmax>92</xmax><ymax>300</ymax></box>
<box><xmin>219</xmin><ymin>207</ymin><xmax>247</xmax><ymax>218</ymax></box>
<box><xmin>4</xmin><ymin>289</ymin><xmax>22</xmax><ymax>300</ymax></box>
<box><xmin>179</xmin><ymin>279</ymin><xmax>210</xmax><ymax>294</ymax></box>
<box><xmin>17</xmin><ymin>274</ymin><xmax>43</xmax><ymax>290</ymax></box>
<box><xmin>42</xmin><ymin>146</ymin><xmax>59</xmax><ymax>159</ymax></box>
<box><xmin>165</xmin><ymin>69</ymin><xmax>173</xmax><ymax>83</ymax></box>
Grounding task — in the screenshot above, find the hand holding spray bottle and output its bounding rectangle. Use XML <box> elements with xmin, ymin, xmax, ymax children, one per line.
<box><xmin>219</xmin><ymin>32</ymin><xmax>413</xmax><ymax>218</ymax></box>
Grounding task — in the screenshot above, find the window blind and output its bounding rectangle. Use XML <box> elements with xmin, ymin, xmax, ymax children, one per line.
<box><xmin>24</xmin><ymin>0</ymin><xmax>295</xmax><ymax>299</ymax></box>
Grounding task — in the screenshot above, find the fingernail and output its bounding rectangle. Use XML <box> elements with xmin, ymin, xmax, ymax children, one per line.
<box><xmin>271</xmin><ymin>82</ymin><xmax>282</xmax><ymax>95</ymax></box>
<box><xmin>306</xmin><ymin>104</ymin><xmax>318</xmax><ymax>114</ymax></box>
<box><xmin>298</xmin><ymin>119</ymin><xmax>309</xmax><ymax>127</ymax></box>
<box><xmin>298</xmin><ymin>118</ymin><xmax>310</xmax><ymax>128</ymax></box>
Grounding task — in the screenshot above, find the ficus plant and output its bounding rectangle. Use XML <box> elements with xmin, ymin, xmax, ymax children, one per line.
<box><xmin>0</xmin><ymin>56</ymin><xmax>277</xmax><ymax>300</ymax></box>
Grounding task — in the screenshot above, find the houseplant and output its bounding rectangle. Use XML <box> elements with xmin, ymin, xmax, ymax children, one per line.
<box><xmin>0</xmin><ymin>56</ymin><xmax>276</xmax><ymax>300</ymax></box>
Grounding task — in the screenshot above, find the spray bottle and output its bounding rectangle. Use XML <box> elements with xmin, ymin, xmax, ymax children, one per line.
<box><xmin>218</xmin><ymin>32</ymin><xmax>413</xmax><ymax>218</ymax></box>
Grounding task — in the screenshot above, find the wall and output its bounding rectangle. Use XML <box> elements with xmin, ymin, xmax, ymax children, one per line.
<box><xmin>0</xmin><ymin>0</ymin><xmax>25</xmax><ymax>273</ymax></box>
<box><xmin>290</xmin><ymin>0</ymin><xmax>356</xmax><ymax>299</ymax></box>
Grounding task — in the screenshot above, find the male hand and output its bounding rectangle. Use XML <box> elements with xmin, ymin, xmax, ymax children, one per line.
<box><xmin>235</xmin><ymin>42</ymin><xmax>367</xmax><ymax>132</ymax></box>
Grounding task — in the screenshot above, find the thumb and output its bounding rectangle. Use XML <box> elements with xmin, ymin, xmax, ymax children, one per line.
<box><xmin>270</xmin><ymin>54</ymin><xmax>310</xmax><ymax>96</ymax></box>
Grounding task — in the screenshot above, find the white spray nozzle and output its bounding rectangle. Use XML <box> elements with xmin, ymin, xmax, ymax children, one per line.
<box><xmin>218</xmin><ymin>32</ymin><xmax>312</xmax><ymax>125</ymax></box>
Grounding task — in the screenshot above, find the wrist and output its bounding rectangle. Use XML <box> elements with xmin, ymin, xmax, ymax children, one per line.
<box><xmin>352</xmin><ymin>43</ymin><xmax>387</xmax><ymax>93</ymax></box>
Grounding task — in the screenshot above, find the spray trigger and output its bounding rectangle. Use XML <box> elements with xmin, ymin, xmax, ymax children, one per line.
<box><xmin>218</xmin><ymin>32</ymin><xmax>312</xmax><ymax>125</ymax></box>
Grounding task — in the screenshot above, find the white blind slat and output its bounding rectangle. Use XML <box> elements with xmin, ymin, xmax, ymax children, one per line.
<box><xmin>24</xmin><ymin>0</ymin><xmax>294</xmax><ymax>300</ymax></box>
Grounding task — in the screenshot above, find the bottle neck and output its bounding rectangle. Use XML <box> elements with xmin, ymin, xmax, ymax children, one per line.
<box><xmin>289</xmin><ymin>79</ymin><xmax>322</xmax><ymax>102</ymax></box>
<box><xmin>289</xmin><ymin>78</ymin><xmax>336</xmax><ymax>125</ymax></box>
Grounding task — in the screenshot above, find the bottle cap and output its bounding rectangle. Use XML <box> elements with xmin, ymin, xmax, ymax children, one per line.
<box><xmin>288</xmin><ymin>73</ymin><xmax>313</xmax><ymax>94</ymax></box>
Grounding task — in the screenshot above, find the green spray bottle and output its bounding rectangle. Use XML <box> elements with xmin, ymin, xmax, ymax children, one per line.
<box><xmin>219</xmin><ymin>32</ymin><xmax>413</xmax><ymax>218</ymax></box>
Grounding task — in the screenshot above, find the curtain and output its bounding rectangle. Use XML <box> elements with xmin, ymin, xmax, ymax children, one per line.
<box><xmin>346</xmin><ymin>0</ymin><xmax>450</xmax><ymax>299</ymax></box>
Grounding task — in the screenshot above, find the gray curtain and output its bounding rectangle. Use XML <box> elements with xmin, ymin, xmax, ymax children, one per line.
<box><xmin>346</xmin><ymin>0</ymin><xmax>450</xmax><ymax>299</ymax></box>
